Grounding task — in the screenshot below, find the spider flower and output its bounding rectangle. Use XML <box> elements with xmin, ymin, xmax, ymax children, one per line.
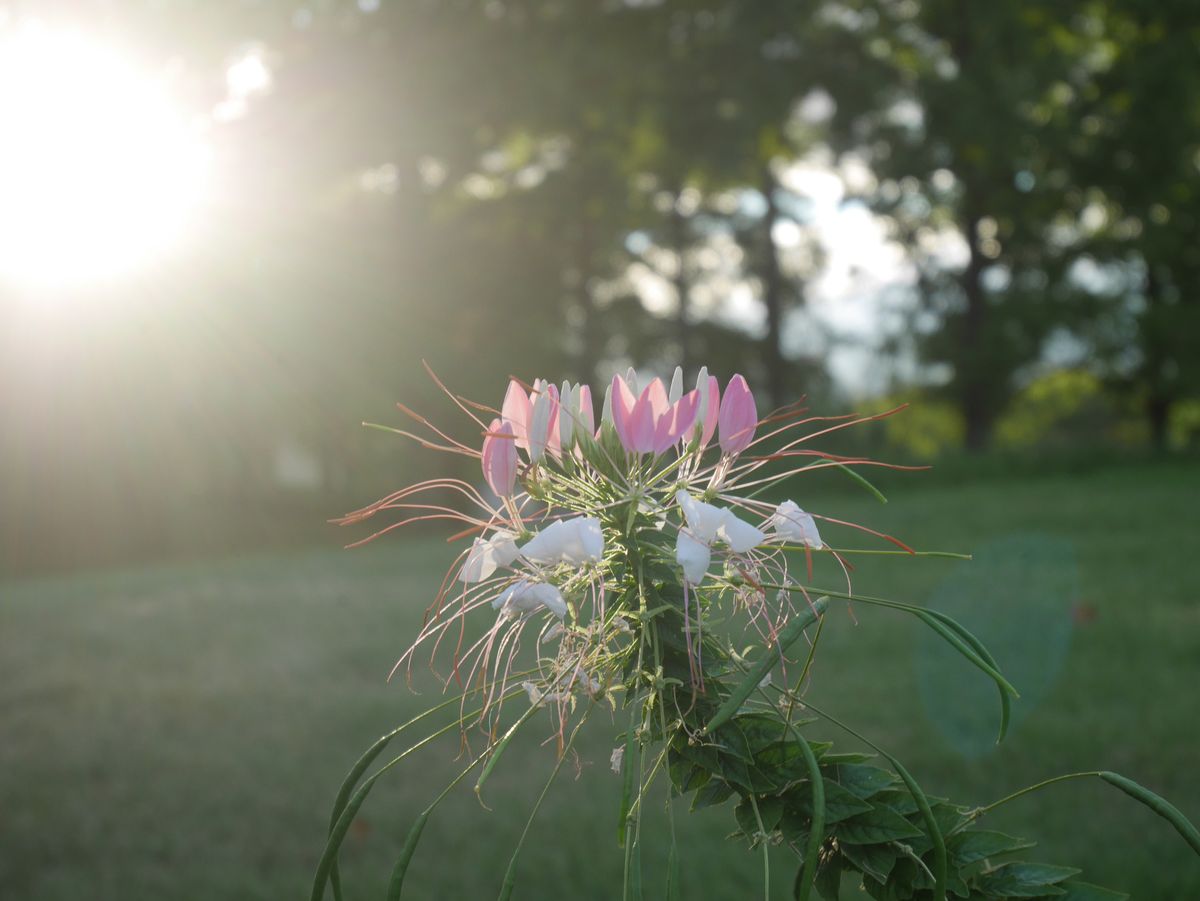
<box><xmin>675</xmin><ymin>490</ymin><xmax>766</xmax><ymax>584</ymax></box>
<box><xmin>492</xmin><ymin>579</ymin><xmax>567</xmax><ymax>620</ymax></box>
<box><xmin>459</xmin><ymin>529</ymin><xmax>520</xmax><ymax>582</ymax></box>
<box><xmin>768</xmin><ymin>500</ymin><xmax>823</xmax><ymax>548</ymax></box>
<box><xmin>344</xmin><ymin>365</ymin><xmax>900</xmax><ymax>736</ymax></box>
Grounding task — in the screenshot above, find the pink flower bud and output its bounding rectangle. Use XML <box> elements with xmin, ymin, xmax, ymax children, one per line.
<box><xmin>481</xmin><ymin>419</ymin><xmax>518</xmax><ymax>496</ymax></box>
<box><xmin>501</xmin><ymin>380</ymin><xmax>532</xmax><ymax>452</ymax></box>
<box><xmin>718</xmin><ymin>374</ymin><xmax>757</xmax><ymax>455</ymax></box>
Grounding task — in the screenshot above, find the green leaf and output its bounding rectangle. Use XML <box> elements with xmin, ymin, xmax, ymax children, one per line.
<box><xmin>714</xmin><ymin>720</ymin><xmax>755</xmax><ymax>763</ymax></box>
<box><xmin>691</xmin><ymin>777</ymin><xmax>734</xmax><ymax>811</ymax></box>
<box><xmin>975</xmin><ymin>862</ymin><xmax>1081</xmax><ymax>898</ymax></box>
<box><xmin>789</xmin><ymin>781</ymin><xmax>873</xmax><ymax>824</ymax></box>
<box><xmin>836</xmin><ymin>805</ymin><xmax>924</xmax><ymax>845</ymax></box>
<box><xmin>947</xmin><ymin>830</ymin><xmax>1036</xmax><ymax>867</ymax></box>
<box><xmin>735</xmin><ymin>711</ymin><xmax>818</xmax><ymax>754</ymax></box>
<box><xmin>819</xmin><ymin>752</ymin><xmax>877</xmax><ymax>766</ymax></box>
<box><xmin>736</xmin><ymin>794</ymin><xmax>785</xmax><ymax>838</ymax></box>
<box><xmin>1053</xmin><ymin>881</ymin><xmax>1130</xmax><ymax>901</ymax></box>
<box><xmin>830</xmin><ymin>764</ymin><xmax>899</xmax><ymax>800</ymax></box>
<box><xmin>839</xmin><ymin>842</ymin><xmax>900</xmax><ymax>883</ymax></box>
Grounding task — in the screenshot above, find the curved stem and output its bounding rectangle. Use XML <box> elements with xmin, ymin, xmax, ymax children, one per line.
<box><xmin>972</xmin><ymin>771</ymin><xmax>1102</xmax><ymax>819</ymax></box>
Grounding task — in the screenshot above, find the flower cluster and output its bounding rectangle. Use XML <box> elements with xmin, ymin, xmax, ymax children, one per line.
<box><xmin>320</xmin><ymin>367</ymin><xmax>1200</xmax><ymax>901</ymax></box>
<box><xmin>338</xmin><ymin>365</ymin><xmax>910</xmax><ymax>738</ymax></box>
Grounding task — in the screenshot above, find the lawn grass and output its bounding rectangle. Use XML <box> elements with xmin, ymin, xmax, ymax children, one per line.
<box><xmin>2</xmin><ymin>459</ymin><xmax>1198</xmax><ymax>899</ymax></box>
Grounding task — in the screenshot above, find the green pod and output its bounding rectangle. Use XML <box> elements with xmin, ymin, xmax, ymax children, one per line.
<box><xmin>1099</xmin><ymin>771</ymin><xmax>1200</xmax><ymax>856</ymax></box>
<box><xmin>704</xmin><ymin>597</ymin><xmax>829</xmax><ymax>735</ymax></box>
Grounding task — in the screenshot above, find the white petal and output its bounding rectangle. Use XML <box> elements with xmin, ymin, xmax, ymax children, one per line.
<box><xmin>601</xmin><ymin>383</ymin><xmax>614</xmax><ymax>426</ymax></box>
<box><xmin>459</xmin><ymin>536</ymin><xmax>498</xmax><ymax>582</ymax></box>
<box><xmin>675</xmin><ymin>529</ymin><xmax>712</xmax><ymax>584</ymax></box>
<box><xmin>675</xmin><ymin>490</ymin><xmax>727</xmax><ymax>541</ymax></box>
<box><xmin>526</xmin><ymin>582</ymin><xmax>567</xmax><ymax>618</ymax></box>
<box><xmin>519</xmin><ymin>520</ymin><xmax>570</xmax><ymax>563</ymax></box>
<box><xmin>610</xmin><ymin>745</ymin><xmax>625</xmax><ymax>774</ymax></box>
<box><xmin>717</xmin><ymin>510</ymin><xmax>766</xmax><ymax>554</ymax></box>
<box><xmin>522</xmin><ymin>681</ymin><xmax>544</xmax><ymax>705</ymax></box>
<box><xmin>528</xmin><ymin>389</ymin><xmax>553</xmax><ymax>462</ymax></box>
<box><xmin>493</xmin><ymin>580</ymin><xmax>567</xmax><ymax>619</ymax></box>
<box><xmin>489</xmin><ymin>530</ymin><xmax>521</xmax><ymax>566</ymax></box>
<box><xmin>769</xmin><ymin>500</ymin><xmax>822</xmax><ymax>547</ymax></box>
<box><xmin>520</xmin><ymin>517</ymin><xmax>603</xmax><ymax>566</ymax></box>
<box><xmin>576</xmin><ymin>516</ymin><xmax>605</xmax><ymax>562</ymax></box>
<box><xmin>668</xmin><ymin>365</ymin><xmax>683</xmax><ymax>404</ymax></box>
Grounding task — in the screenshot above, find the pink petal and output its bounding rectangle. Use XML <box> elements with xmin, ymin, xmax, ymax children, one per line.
<box><xmin>481</xmin><ymin>419</ymin><xmax>518</xmax><ymax>496</ymax></box>
<box><xmin>652</xmin><ymin>389</ymin><xmax>700</xmax><ymax>453</ymax></box>
<box><xmin>611</xmin><ymin>374</ymin><xmax>640</xmax><ymax>452</ymax></box>
<box><xmin>501</xmin><ymin>380</ymin><xmax>532</xmax><ymax>452</ymax></box>
<box><xmin>543</xmin><ymin>383</ymin><xmax>562</xmax><ymax>460</ymax></box>
<box><xmin>642</xmin><ymin>378</ymin><xmax>670</xmax><ymax>420</ymax></box>
<box><xmin>718</xmin><ymin>373</ymin><xmax>757</xmax><ymax>454</ymax></box>
<box><xmin>577</xmin><ymin>384</ymin><xmax>595</xmax><ymax>437</ymax></box>
<box><xmin>698</xmin><ymin>376</ymin><xmax>720</xmax><ymax>448</ymax></box>
<box><xmin>629</xmin><ymin>397</ymin><xmax>656</xmax><ymax>453</ymax></box>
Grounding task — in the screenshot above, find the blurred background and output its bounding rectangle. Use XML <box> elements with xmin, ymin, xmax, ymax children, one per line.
<box><xmin>1</xmin><ymin>1</ymin><xmax>1198</xmax><ymax>898</ymax></box>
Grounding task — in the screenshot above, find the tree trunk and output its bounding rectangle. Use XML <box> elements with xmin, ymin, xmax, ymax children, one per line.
<box><xmin>1143</xmin><ymin>266</ymin><xmax>1172</xmax><ymax>451</ymax></box>
<box><xmin>671</xmin><ymin>195</ymin><xmax>691</xmax><ymax>374</ymax></box>
<box><xmin>574</xmin><ymin>215</ymin><xmax>599</xmax><ymax>384</ymax></box>
<box><xmin>960</xmin><ymin>209</ymin><xmax>992</xmax><ymax>452</ymax></box>
<box><xmin>760</xmin><ymin>168</ymin><xmax>790</xmax><ymax>411</ymax></box>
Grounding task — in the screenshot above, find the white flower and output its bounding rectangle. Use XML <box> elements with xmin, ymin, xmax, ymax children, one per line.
<box><xmin>675</xmin><ymin>529</ymin><xmax>712</xmax><ymax>584</ymax></box>
<box><xmin>522</xmin><ymin>680</ymin><xmax>568</xmax><ymax>706</ymax></box>
<box><xmin>572</xmin><ymin>666</ymin><xmax>602</xmax><ymax>697</ymax></box>
<box><xmin>520</xmin><ymin>516</ymin><xmax>604</xmax><ymax>566</ymax></box>
<box><xmin>674</xmin><ymin>490</ymin><xmax>766</xmax><ymax>583</ymax></box>
<box><xmin>768</xmin><ymin>500</ymin><xmax>823</xmax><ymax>548</ymax></box>
<box><xmin>492</xmin><ymin>580</ymin><xmax>568</xmax><ymax>620</ymax></box>
<box><xmin>610</xmin><ymin>745</ymin><xmax>625</xmax><ymax>774</ymax></box>
<box><xmin>717</xmin><ymin>513</ymin><xmax>766</xmax><ymax>554</ymax></box>
<box><xmin>458</xmin><ymin>530</ymin><xmax>520</xmax><ymax>582</ymax></box>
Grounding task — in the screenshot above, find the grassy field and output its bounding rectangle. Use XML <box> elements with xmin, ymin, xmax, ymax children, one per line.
<box><xmin>2</xmin><ymin>460</ymin><xmax>1199</xmax><ymax>899</ymax></box>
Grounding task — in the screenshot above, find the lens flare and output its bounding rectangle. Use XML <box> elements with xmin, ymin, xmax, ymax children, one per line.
<box><xmin>0</xmin><ymin>22</ymin><xmax>210</xmax><ymax>291</ymax></box>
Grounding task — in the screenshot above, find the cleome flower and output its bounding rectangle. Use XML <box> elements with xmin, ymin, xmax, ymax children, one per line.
<box><xmin>335</xmin><ymin>363</ymin><xmax>915</xmax><ymax>735</ymax></box>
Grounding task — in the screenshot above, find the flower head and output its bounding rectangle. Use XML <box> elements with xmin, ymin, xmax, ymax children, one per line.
<box><xmin>341</xmin><ymin>364</ymin><xmax>906</xmax><ymax>738</ymax></box>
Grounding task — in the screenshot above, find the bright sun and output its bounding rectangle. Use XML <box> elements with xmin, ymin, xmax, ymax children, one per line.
<box><xmin>0</xmin><ymin>23</ymin><xmax>210</xmax><ymax>291</ymax></box>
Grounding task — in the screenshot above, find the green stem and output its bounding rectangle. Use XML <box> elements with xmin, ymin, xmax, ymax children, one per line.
<box><xmin>747</xmin><ymin>793</ymin><xmax>771</xmax><ymax>901</ymax></box>
<box><xmin>973</xmin><ymin>771</ymin><xmax>1102</xmax><ymax>818</ymax></box>
<box><xmin>497</xmin><ymin>711</ymin><xmax>589</xmax><ymax>900</ymax></box>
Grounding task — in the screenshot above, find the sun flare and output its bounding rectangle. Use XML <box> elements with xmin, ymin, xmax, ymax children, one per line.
<box><xmin>0</xmin><ymin>23</ymin><xmax>210</xmax><ymax>291</ymax></box>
